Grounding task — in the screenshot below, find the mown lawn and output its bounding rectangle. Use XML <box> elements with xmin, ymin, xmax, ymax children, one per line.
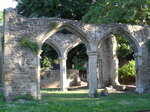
<box><xmin>0</xmin><ymin>88</ymin><xmax>150</xmax><ymax>112</ymax></box>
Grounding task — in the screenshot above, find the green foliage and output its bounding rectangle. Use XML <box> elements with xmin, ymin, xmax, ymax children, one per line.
<box><xmin>12</xmin><ymin>94</ymin><xmax>34</xmax><ymax>101</ymax></box>
<box><xmin>116</xmin><ymin>34</ymin><xmax>133</xmax><ymax>60</ymax></box>
<box><xmin>20</xmin><ymin>38</ymin><xmax>39</xmax><ymax>55</ymax></box>
<box><xmin>147</xmin><ymin>39</ymin><xmax>150</xmax><ymax>52</ymax></box>
<box><xmin>119</xmin><ymin>60</ymin><xmax>136</xmax><ymax>83</ymax></box>
<box><xmin>50</xmin><ymin>22</ymin><xmax>58</xmax><ymax>30</ymax></box>
<box><xmin>40</xmin><ymin>56</ymin><xmax>52</xmax><ymax>70</ymax></box>
<box><xmin>0</xmin><ymin>11</ymin><xmax>3</xmax><ymax>23</ymax></box>
<box><xmin>15</xmin><ymin>0</ymin><xmax>92</xmax><ymax>20</ymax></box>
<box><xmin>73</xmin><ymin>57</ymin><xmax>86</xmax><ymax>71</ymax></box>
<box><xmin>68</xmin><ymin>44</ymin><xmax>88</xmax><ymax>71</ymax></box>
<box><xmin>40</xmin><ymin>43</ymin><xmax>59</xmax><ymax>68</ymax></box>
<box><xmin>83</xmin><ymin>0</ymin><xmax>150</xmax><ymax>25</ymax></box>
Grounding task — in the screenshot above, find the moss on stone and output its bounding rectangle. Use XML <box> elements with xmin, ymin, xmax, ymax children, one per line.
<box><xmin>20</xmin><ymin>37</ymin><xmax>39</xmax><ymax>55</ymax></box>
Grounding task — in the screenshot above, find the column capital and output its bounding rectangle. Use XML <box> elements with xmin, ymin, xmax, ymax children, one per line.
<box><xmin>87</xmin><ymin>51</ymin><xmax>98</xmax><ymax>56</ymax></box>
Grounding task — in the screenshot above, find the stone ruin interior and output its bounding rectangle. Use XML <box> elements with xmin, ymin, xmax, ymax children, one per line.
<box><xmin>0</xmin><ymin>8</ymin><xmax>150</xmax><ymax>101</ymax></box>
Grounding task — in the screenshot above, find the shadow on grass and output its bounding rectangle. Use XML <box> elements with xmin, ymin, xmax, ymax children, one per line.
<box><xmin>41</xmin><ymin>87</ymin><xmax>150</xmax><ymax>102</ymax></box>
<box><xmin>41</xmin><ymin>86</ymin><xmax>88</xmax><ymax>91</ymax></box>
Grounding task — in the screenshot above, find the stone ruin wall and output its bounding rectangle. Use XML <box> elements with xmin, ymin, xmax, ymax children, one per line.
<box><xmin>40</xmin><ymin>69</ymin><xmax>81</xmax><ymax>88</ymax></box>
<box><xmin>3</xmin><ymin>10</ymin><xmax>41</xmax><ymax>100</ymax></box>
<box><xmin>0</xmin><ymin>26</ymin><xmax>3</xmax><ymax>87</ymax></box>
<box><xmin>2</xmin><ymin>8</ymin><xmax>150</xmax><ymax>100</ymax></box>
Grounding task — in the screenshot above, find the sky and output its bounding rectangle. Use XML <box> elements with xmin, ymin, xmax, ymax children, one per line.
<box><xmin>0</xmin><ymin>0</ymin><xmax>17</xmax><ymax>11</ymax></box>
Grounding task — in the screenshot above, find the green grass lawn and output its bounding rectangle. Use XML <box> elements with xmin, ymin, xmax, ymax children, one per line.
<box><xmin>0</xmin><ymin>88</ymin><xmax>150</xmax><ymax>112</ymax></box>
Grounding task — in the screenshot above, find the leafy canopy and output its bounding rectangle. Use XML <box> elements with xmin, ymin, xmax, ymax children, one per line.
<box><xmin>116</xmin><ymin>34</ymin><xmax>133</xmax><ymax>60</ymax></box>
<box><xmin>15</xmin><ymin>0</ymin><xmax>92</xmax><ymax>20</ymax></box>
<box><xmin>83</xmin><ymin>0</ymin><xmax>150</xmax><ymax>25</ymax></box>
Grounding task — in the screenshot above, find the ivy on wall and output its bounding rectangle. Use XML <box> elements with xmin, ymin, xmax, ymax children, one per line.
<box><xmin>20</xmin><ymin>38</ymin><xmax>39</xmax><ymax>55</ymax></box>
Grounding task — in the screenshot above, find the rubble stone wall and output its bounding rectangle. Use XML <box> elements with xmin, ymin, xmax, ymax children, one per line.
<box><xmin>0</xmin><ymin>26</ymin><xmax>4</xmax><ymax>88</ymax></box>
<box><xmin>40</xmin><ymin>69</ymin><xmax>79</xmax><ymax>88</ymax></box>
<box><xmin>0</xmin><ymin>26</ymin><xmax>3</xmax><ymax>88</ymax></box>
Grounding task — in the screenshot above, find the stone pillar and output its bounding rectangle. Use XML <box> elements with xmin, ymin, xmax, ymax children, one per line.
<box><xmin>87</xmin><ymin>52</ymin><xmax>98</xmax><ymax>98</ymax></box>
<box><xmin>134</xmin><ymin>53</ymin><xmax>143</xmax><ymax>93</ymax></box>
<box><xmin>97</xmin><ymin>56</ymin><xmax>103</xmax><ymax>88</ymax></box>
<box><xmin>109</xmin><ymin>35</ymin><xmax>119</xmax><ymax>86</ymax></box>
<box><xmin>59</xmin><ymin>57</ymin><xmax>68</xmax><ymax>91</ymax></box>
<box><xmin>97</xmin><ymin>35</ymin><xmax>119</xmax><ymax>88</ymax></box>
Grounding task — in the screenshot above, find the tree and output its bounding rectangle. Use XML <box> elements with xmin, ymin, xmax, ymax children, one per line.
<box><xmin>15</xmin><ymin>0</ymin><xmax>92</xmax><ymax>20</ymax></box>
<box><xmin>82</xmin><ymin>0</ymin><xmax>150</xmax><ymax>83</ymax></box>
<box><xmin>83</xmin><ymin>0</ymin><xmax>150</xmax><ymax>63</ymax></box>
<box><xmin>83</xmin><ymin>0</ymin><xmax>150</xmax><ymax>25</ymax></box>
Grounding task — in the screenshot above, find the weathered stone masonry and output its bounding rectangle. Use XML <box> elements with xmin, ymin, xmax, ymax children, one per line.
<box><xmin>0</xmin><ymin>25</ymin><xmax>3</xmax><ymax>88</ymax></box>
<box><xmin>1</xmin><ymin>8</ymin><xmax>150</xmax><ymax>100</ymax></box>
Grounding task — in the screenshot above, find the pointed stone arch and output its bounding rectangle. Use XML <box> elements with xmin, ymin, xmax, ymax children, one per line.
<box><xmin>97</xmin><ymin>24</ymin><xmax>143</xmax><ymax>93</ymax></box>
<box><xmin>97</xmin><ymin>24</ymin><xmax>141</xmax><ymax>53</ymax></box>
<box><xmin>45</xmin><ymin>40</ymin><xmax>62</xmax><ymax>57</ymax></box>
<box><xmin>37</xmin><ymin>22</ymin><xmax>90</xmax><ymax>52</ymax></box>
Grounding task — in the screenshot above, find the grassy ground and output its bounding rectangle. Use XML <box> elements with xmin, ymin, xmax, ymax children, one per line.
<box><xmin>0</xmin><ymin>88</ymin><xmax>150</xmax><ymax>112</ymax></box>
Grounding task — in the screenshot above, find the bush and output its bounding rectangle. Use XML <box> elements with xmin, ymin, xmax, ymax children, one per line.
<box><xmin>73</xmin><ymin>56</ymin><xmax>86</xmax><ymax>71</ymax></box>
<box><xmin>40</xmin><ymin>56</ymin><xmax>52</xmax><ymax>70</ymax></box>
<box><xmin>118</xmin><ymin>60</ymin><xmax>136</xmax><ymax>84</ymax></box>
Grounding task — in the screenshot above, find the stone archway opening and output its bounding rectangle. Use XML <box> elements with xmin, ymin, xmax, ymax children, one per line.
<box><xmin>97</xmin><ymin>29</ymin><xmax>140</xmax><ymax>92</ymax></box>
<box><xmin>67</xmin><ymin>43</ymin><xmax>88</xmax><ymax>88</ymax></box>
<box><xmin>115</xmin><ymin>34</ymin><xmax>135</xmax><ymax>88</ymax></box>
<box><xmin>39</xmin><ymin>26</ymin><xmax>89</xmax><ymax>92</ymax></box>
<box><xmin>40</xmin><ymin>43</ymin><xmax>61</xmax><ymax>89</ymax></box>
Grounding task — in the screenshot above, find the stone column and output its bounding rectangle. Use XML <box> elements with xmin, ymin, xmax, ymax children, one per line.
<box><xmin>109</xmin><ymin>35</ymin><xmax>119</xmax><ymax>86</ymax></box>
<box><xmin>97</xmin><ymin>56</ymin><xmax>103</xmax><ymax>88</ymax></box>
<box><xmin>87</xmin><ymin>52</ymin><xmax>98</xmax><ymax>98</ymax></box>
<box><xmin>134</xmin><ymin>53</ymin><xmax>143</xmax><ymax>93</ymax></box>
<box><xmin>59</xmin><ymin>57</ymin><xmax>68</xmax><ymax>91</ymax></box>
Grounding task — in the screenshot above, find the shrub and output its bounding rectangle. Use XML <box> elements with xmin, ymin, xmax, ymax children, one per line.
<box><xmin>40</xmin><ymin>56</ymin><xmax>52</xmax><ymax>70</ymax></box>
<box><xmin>118</xmin><ymin>60</ymin><xmax>136</xmax><ymax>84</ymax></box>
<box><xmin>73</xmin><ymin>56</ymin><xmax>86</xmax><ymax>71</ymax></box>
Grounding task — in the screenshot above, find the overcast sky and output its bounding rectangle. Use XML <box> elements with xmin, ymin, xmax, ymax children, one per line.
<box><xmin>0</xmin><ymin>0</ymin><xmax>17</xmax><ymax>11</ymax></box>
